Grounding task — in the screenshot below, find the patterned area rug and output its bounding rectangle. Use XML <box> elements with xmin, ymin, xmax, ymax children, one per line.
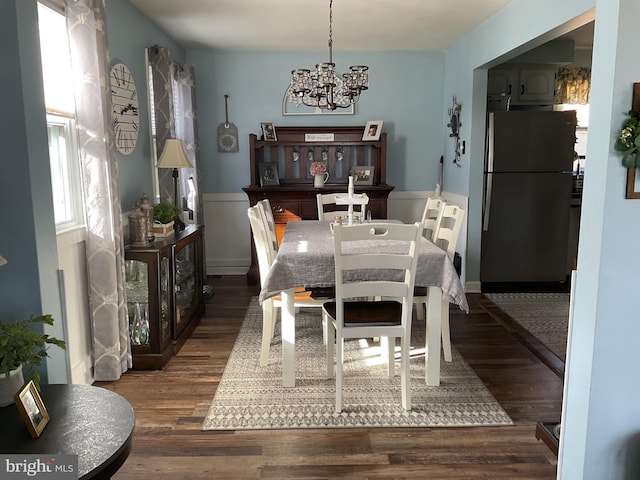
<box><xmin>484</xmin><ymin>292</ymin><xmax>569</xmax><ymax>360</ymax></box>
<box><xmin>202</xmin><ymin>298</ymin><xmax>512</xmax><ymax>430</ymax></box>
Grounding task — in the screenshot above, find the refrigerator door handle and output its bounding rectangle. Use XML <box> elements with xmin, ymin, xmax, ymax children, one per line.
<box><xmin>483</xmin><ymin>113</ymin><xmax>495</xmax><ymax>232</ymax></box>
<box><xmin>483</xmin><ymin>173</ymin><xmax>493</xmax><ymax>231</ymax></box>
<box><xmin>486</xmin><ymin>113</ymin><xmax>495</xmax><ymax>173</ymax></box>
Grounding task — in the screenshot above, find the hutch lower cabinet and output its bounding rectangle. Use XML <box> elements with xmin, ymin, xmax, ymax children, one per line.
<box><xmin>124</xmin><ymin>225</ymin><xmax>205</xmax><ymax>369</ymax></box>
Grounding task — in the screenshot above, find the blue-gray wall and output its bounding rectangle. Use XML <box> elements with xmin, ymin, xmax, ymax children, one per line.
<box><xmin>0</xmin><ymin>0</ymin><xmax>185</xmax><ymax>382</ymax></box>
<box><xmin>3</xmin><ymin>0</ymin><xmax>640</xmax><ymax>477</ymax></box>
<box><xmin>106</xmin><ymin>0</ymin><xmax>185</xmax><ymax>210</ymax></box>
<box><xmin>187</xmin><ymin>50</ymin><xmax>446</xmax><ymax>194</ymax></box>
<box><xmin>443</xmin><ymin>0</ymin><xmax>640</xmax><ymax>477</ymax></box>
<box><xmin>0</xmin><ymin>0</ymin><xmax>66</xmax><ymax>383</ymax></box>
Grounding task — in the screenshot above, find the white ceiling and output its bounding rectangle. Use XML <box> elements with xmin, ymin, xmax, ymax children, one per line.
<box><xmin>128</xmin><ymin>0</ymin><xmax>514</xmax><ymax>52</ymax></box>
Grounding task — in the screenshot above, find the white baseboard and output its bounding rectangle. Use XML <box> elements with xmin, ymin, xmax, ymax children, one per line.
<box><xmin>465</xmin><ymin>281</ymin><xmax>481</xmax><ymax>293</ymax></box>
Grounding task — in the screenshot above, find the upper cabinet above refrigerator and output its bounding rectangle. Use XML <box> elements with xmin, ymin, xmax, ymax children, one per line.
<box><xmin>487</xmin><ymin>65</ymin><xmax>558</xmax><ymax>110</ymax></box>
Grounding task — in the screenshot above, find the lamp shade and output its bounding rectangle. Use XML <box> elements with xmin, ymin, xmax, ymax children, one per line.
<box><xmin>157</xmin><ymin>139</ymin><xmax>193</xmax><ymax>169</ymax></box>
<box><xmin>0</xmin><ymin>255</ymin><xmax>6</xmax><ymax>267</ymax></box>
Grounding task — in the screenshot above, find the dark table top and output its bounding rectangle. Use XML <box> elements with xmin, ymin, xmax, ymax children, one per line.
<box><xmin>0</xmin><ymin>384</ymin><xmax>134</xmax><ymax>479</ymax></box>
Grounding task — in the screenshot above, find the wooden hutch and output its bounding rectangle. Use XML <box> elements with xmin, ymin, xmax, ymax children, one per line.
<box><xmin>242</xmin><ymin>125</ymin><xmax>394</xmax><ymax>283</ymax></box>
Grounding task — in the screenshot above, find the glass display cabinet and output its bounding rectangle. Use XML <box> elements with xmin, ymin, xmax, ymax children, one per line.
<box><xmin>124</xmin><ymin>225</ymin><xmax>204</xmax><ymax>369</ymax></box>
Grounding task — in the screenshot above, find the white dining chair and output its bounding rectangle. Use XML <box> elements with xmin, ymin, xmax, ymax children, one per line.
<box><xmin>419</xmin><ymin>196</ymin><xmax>446</xmax><ymax>241</ymax></box>
<box><xmin>414</xmin><ymin>204</ymin><xmax>466</xmax><ymax>362</ymax></box>
<box><xmin>316</xmin><ymin>193</ymin><xmax>366</xmax><ymax>223</ymax></box>
<box><xmin>323</xmin><ymin>222</ymin><xmax>422</xmax><ymax>413</ymax></box>
<box><xmin>247</xmin><ymin>205</ymin><xmax>328</xmax><ymax>367</ymax></box>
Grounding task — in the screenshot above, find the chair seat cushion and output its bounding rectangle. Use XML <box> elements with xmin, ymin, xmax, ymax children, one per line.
<box><xmin>272</xmin><ymin>287</ymin><xmax>321</xmax><ymax>303</ymax></box>
<box><xmin>308</xmin><ymin>287</ymin><xmax>336</xmax><ymax>300</ymax></box>
<box><xmin>413</xmin><ymin>286</ymin><xmax>428</xmax><ymax>296</ymax></box>
<box><xmin>323</xmin><ymin>300</ymin><xmax>402</xmax><ymax>327</ymax></box>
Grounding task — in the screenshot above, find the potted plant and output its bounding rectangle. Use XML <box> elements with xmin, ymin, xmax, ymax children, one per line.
<box><xmin>0</xmin><ymin>314</ymin><xmax>66</xmax><ymax>407</ymax></box>
<box><xmin>152</xmin><ymin>201</ymin><xmax>180</xmax><ymax>236</ymax></box>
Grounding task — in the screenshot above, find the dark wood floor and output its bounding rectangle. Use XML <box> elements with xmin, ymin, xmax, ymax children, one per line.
<box><xmin>98</xmin><ymin>275</ymin><xmax>563</xmax><ymax>479</ymax></box>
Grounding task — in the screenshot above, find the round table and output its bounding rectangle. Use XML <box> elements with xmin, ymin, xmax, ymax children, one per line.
<box><xmin>0</xmin><ymin>384</ymin><xmax>134</xmax><ymax>479</ymax></box>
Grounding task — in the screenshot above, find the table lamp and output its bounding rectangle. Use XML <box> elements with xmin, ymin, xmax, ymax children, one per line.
<box><xmin>157</xmin><ymin>139</ymin><xmax>193</xmax><ymax>232</ymax></box>
<box><xmin>0</xmin><ymin>254</ymin><xmax>6</xmax><ymax>267</ymax></box>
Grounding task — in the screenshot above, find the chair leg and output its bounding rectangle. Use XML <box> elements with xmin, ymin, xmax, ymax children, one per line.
<box><xmin>441</xmin><ymin>301</ymin><xmax>452</xmax><ymax>362</ymax></box>
<box><xmin>415</xmin><ymin>300</ymin><xmax>426</xmax><ymax>321</ymax></box>
<box><xmin>335</xmin><ymin>336</ymin><xmax>343</xmax><ymax>413</ymax></box>
<box><xmin>325</xmin><ymin>315</ymin><xmax>334</xmax><ymax>379</ymax></box>
<box><xmin>322</xmin><ymin>311</ymin><xmax>328</xmax><ymax>346</ymax></box>
<box><xmin>385</xmin><ymin>337</ymin><xmax>395</xmax><ymax>378</ymax></box>
<box><xmin>400</xmin><ymin>335</ymin><xmax>411</xmax><ymax>411</ymax></box>
<box><xmin>260</xmin><ymin>300</ymin><xmax>275</xmax><ymax>367</ymax></box>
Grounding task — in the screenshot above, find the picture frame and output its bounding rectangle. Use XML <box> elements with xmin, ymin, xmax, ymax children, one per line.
<box><xmin>14</xmin><ymin>380</ymin><xmax>50</xmax><ymax>438</ymax></box>
<box><xmin>362</xmin><ymin>120</ymin><xmax>383</xmax><ymax>141</ymax></box>
<box><xmin>260</xmin><ymin>122</ymin><xmax>277</xmax><ymax>141</ymax></box>
<box><xmin>625</xmin><ymin>84</ymin><xmax>640</xmax><ymax>199</ymax></box>
<box><xmin>350</xmin><ymin>166</ymin><xmax>375</xmax><ymax>186</ymax></box>
<box><xmin>626</xmin><ymin>168</ymin><xmax>640</xmax><ymax>199</ymax></box>
<box><xmin>258</xmin><ymin>162</ymin><xmax>280</xmax><ymax>187</ymax></box>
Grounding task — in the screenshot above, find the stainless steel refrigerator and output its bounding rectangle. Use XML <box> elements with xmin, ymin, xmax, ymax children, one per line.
<box><xmin>481</xmin><ymin>110</ymin><xmax>577</xmax><ymax>283</ymax></box>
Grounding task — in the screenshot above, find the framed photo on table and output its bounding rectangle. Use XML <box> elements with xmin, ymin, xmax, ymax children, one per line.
<box><xmin>362</xmin><ymin>120</ymin><xmax>383</xmax><ymax>141</ymax></box>
<box><xmin>258</xmin><ymin>162</ymin><xmax>280</xmax><ymax>186</ymax></box>
<box><xmin>14</xmin><ymin>380</ymin><xmax>49</xmax><ymax>438</ymax></box>
<box><xmin>350</xmin><ymin>166</ymin><xmax>375</xmax><ymax>186</ymax></box>
<box><xmin>261</xmin><ymin>122</ymin><xmax>277</xmax><ymax>141</ymax></box>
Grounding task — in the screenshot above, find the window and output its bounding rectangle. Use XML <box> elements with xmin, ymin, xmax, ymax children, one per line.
<box><xmin>38</xmin><ymin>1</ymin><xmax>84</xmax><ymax>230</ymax></box>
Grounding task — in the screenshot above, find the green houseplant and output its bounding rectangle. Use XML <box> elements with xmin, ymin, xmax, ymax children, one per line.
<box><xmin>0</xmin><ymin>314</ymin><xmax>66</xmax><ymax>403</ymax></box>
<box><xmin>152</xmin><ymin>202</ymin><xmax>180</xmax><ymax>224</ymax></box>
<box><xmin>615</xmin><ymin>109</ymin><xmax>640</xmax><ymax>168</ymax></box>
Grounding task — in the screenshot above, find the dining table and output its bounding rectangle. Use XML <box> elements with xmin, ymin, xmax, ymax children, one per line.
<box><xmin>259</xmin><ymin>220</ymin><xmax>469</xmax><ymax>388</ymax></box>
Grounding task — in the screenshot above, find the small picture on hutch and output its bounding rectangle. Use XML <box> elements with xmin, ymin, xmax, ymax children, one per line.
<box><xmin>258</xmin><ymin>162</ymin><xmax>280</xmax><ymax>186</ymax></box>
<box><xmin>261</xmin><ymin>122</ymin><xmax>277</xmax><ymax>141</ymax></box>
<box><xmin>14</xmin><ymin>380</ymin><xmax>50</xmax><ymax>438</ymax></box>
<box><xmin>350</xmin><ymin>166</ymin><xmax>375</xmax><ymax>186</ymax></box>
<box><xmin>362</xmin><ymin>120</ymin><xmax>383</xmax><ymax>141</ymax></box>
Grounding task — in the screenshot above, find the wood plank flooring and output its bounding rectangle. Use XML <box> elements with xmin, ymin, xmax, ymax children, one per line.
<box><xmin>97</xmin><ymin>275</ymin><xmax>563</xmax><ymax>479</ymax></box>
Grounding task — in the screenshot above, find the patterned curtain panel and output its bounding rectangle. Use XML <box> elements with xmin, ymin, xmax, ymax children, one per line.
<box><xmin>65</xmin><ymin>0</ymin><xmax>131</xmax><ymax>380</ymax></box>
<box><xmin>147</xmin><ymin>46</ymin><xmax>201</xmax><ymax>220</ymax></box>
<box><xmin>147</xmin><ymin>45</ymin><xmax>175</xmax><ymax>203</ymax></box>
<box><xmin>174</xmin><ymin>64</ymin><xmax>202</xmax><ymax>223</ymax></box>
<box><xmin>556</xmin><ymin>67</ymin><xmax>591</xmax><ymax>104</ymax></box>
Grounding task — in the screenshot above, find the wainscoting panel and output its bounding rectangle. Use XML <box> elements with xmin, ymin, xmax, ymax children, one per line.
<box><xmin>202</xmin><ymin>193</ymin><xmax>251</xmax><ymax>275</ymax></box>
<box><xmin>56</xmin><ymin>227</ymin><xmax>93</xmax><ymax>385</ymax></box>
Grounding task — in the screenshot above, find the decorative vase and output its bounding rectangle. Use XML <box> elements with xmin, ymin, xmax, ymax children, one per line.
<box><xmin>0</xmin><ymin>365</ymin><xmax>24</xmax><ymax>407</ymax></box>
<box><xmin>314</xmin><ymin>172</ymin><xmax>329</xmax><ymax>188</ymax></box>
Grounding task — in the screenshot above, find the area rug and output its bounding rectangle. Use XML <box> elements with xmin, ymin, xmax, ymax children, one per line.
<box><xmin>202</xmin><ymin>298</ymin><xmax>512</xmax><ymax>430</ymax></box>
<box><xmin>484</xmin><ymin>292</ymin><xmax>569</xmax><ymax>360</ymax></box>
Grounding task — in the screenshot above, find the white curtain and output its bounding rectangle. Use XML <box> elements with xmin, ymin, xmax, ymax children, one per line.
<box><xmin>65</xmin><ymin>0</ymin><xmax>131</xmax><ymax>380</ymax></box>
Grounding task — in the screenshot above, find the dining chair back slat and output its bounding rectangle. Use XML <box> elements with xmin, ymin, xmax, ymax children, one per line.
<box><xmin>317</xmin><ymin>193</ymin><xmax>366</xmax><ymax>222</ymax></box>
<box><xmin>256</xmin><ymin>199</ymin><xmax>278</xmax><ymax>260</ymax></box>
<box><xmin>419</xmin><ymin>197</ymin><xmax>445</xmax><ymax>241</ymax></box>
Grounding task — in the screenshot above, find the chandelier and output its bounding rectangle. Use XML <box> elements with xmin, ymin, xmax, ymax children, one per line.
<box><xmin>289</xmin><ymin>0</ymin><xmax>368</xmax><ymax>111</ymax></box>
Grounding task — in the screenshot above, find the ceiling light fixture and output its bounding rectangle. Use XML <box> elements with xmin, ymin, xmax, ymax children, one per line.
<box><xmin>289</xmin><ymin>0</ymin><xmax>368</xmax><ymax>111</ymax></box>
